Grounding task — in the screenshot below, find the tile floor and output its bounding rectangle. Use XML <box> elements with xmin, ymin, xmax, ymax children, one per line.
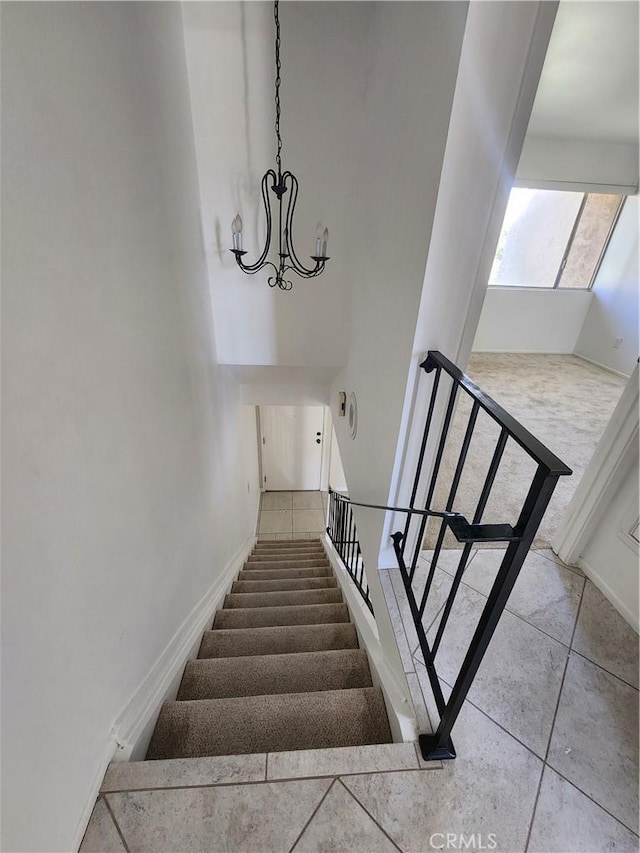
<box><xmin>82</xmin><ymin>544</ymin><xmax>639</xmax><ymax>852</ymax></box>
<box><xmin>257</xmin><ymin>490</ymin><xmax>328</xmax><ymax>539</ymax></box>
<box><xmin>383</xmin><ymin>547</ymin><xmax>639</xmax><ymax>850</ymax></box>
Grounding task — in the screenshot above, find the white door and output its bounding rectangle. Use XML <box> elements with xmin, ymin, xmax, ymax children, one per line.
<box><xmin>260</xmin><ymin>406</ymin><xmax>325</xmax><ymax>491</ymax></box>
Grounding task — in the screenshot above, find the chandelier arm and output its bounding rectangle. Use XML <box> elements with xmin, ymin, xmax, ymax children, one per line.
<box><xmin>282</xmin><ymin>172</ymin><xmax>323</xmax><ymax>278</ymax></box>
<box><xmin>282</xmin><ymin>261</ymin><xmax>325</xmax><ymax>280</ymax></box>
<box><xmin>233</xmin><ymin>170</ymin><xmax>276</xmax><ymax>274</ymax></box>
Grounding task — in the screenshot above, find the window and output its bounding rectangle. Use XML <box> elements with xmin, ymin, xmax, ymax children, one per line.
<box><xmin>489</xmin><ymin>189</ymin><xmax>624</xmax><ymax>289</ymax></box>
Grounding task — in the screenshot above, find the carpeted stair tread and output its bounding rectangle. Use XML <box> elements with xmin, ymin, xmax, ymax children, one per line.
<box><xmin>231</xmin><ymin>577</ymin><xmax>337</xmax><ymax>593</ymax></box>
<box><xmin>238</xmin><ymin>567</ymin><xmax>330</xmax><ymax>581</ymax></box>
<box><xmin>247</xmin><ymin>552</ymin><xmax>326</xmax><ymax>563</ymax></box>
<box><xmin>198</xmin><ymin>623</ymin><xmax>359</xmax><ymax>658</ymax></box>
<box><xmin>146</xmin><ymin>687</ymin><xmax>391</xmax><ymax>759</ymax></box>
<box><xmin>253</xmin><ymin>547</ymin><xmax>324</xmax><ymax>556</ymax></box>
<box><xmin>244</xmin><ymin>557</ymin><xmax>329</xmax><ymax>572</ymax></box>
<box><xmin>223</xmin><ymin>588</ymin><xmax>342</xmax><ymax>609</ymax></box>
<box><xmin>177</xmin><ymin>649</ymin><xmax>372</xmax><ymax>700</ymax></box>
<box><xmin>247</xmin><ymin>558</ymin><xmax>327</xmax><ymax>567</ymax></box>
<box><xmin>213</xmin><ymin>602</ymin><xmax>349</xmax><ymax>629</ymax></box>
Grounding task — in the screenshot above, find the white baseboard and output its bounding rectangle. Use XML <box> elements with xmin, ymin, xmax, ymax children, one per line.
<box><xmin>111</xmin><ymin>532</ymin><xmax>256</xmax><ymax>759</ymax></box>
<box><xmin>576</xmin><ymin>556</ymin><xmax>639</xmax><ymax>633</ymax></box>
<box><xmin>572</xmin><ymin>352</ymin><xmax>632</xmax><ymax>379</ymax></box>
<box><xmin>73</xmin><ymin>533</ymin><xmax>255</xmax><ymax>849</ymax></box>
<box><xmin>73</xmin><ymin>738</ymin><xmax>122</xmax><ymax>851</ymax></box>
<box><xmin>471</xmin><ymin>349</ymin><xmax>574</xmax><ymax>355</ymax></box>
<box><xmin>321</xmin><ymin>535</ymin><xmax>418</xmax><ymax>744</ymax></box>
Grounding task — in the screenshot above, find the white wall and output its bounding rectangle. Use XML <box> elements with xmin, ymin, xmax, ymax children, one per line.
<box><xmin>226</xmin><ymin>365</ymin><xmax>338</xmax><ymax>407</ymax></box>
<box><xmin>182</xmin><ymin>2</ymin><xmax>368</xmax><ymax>369</ymax></box>
<box><xmin>574</xmin><ymin>197</ymin><xmax>639</xmax><ymax>376</ymax></box>
<box><xmin>330</xmin><ymin>1</ymin><xmax>469</xmax><ymax>505</ymax></box>
<box><xmin>384</xmin><ymin>2</ymin><xmax>558</xmax><ymax>560</ymax></box>
<box><xmin>517</xmin><ymin>136</ymin><xmax>639</xmax><ymax>194</ymax></box>
<box><xmin>474</xmin><ymin>288</ymin><xmax>592</xmax><ymax>353</ymax></box>
<box><xmin>1</xmin><ymin>5</ymin><xmax>259</xmax><ymax>851</ymax></box>
<box><xmin>329</xmin><ymin>426</ymin><xmax>348</xmax><ymax>493</ymax></box>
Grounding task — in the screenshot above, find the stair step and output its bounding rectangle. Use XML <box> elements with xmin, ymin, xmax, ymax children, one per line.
<box><xmin>252</xmin><ymin>548</ymin><xmax>324</xmax><ymax>556</ymax></box>
<box><xmin>199</xmin><ymin>623</ymin><xmax>359</xmax><ymax>658</ymax></box>
<box><xmin>146</xmin><ymin>687</ymin><xmax>391</xmax><ymax>759</ymax></box>
<box><xmin>232</xmin><ymin>577</ymin><xmax>337</xmax><ymax>593</ymax></box>
<box><xmin>246</xmin><ymin>559</ymin><xmax>329</xmax><ymax>570</ymax></box>
<box><xmin>223</xmin><ymin>588</ymin><xmax>342</xmax><ymax>609</ymax></box>
<box><xmin>178</xmin><ymin>649</ymin><xmax>372</xmax><ymax>700</ymax></box>
<box><xmin>255</xmin><ymin>539</ymin><xmax>322</xmax><ymax>549</ymax></box>
<box><xmin>213</xmin><ymin>603</ymin><xmax>349</xmax><ymax>630</ymax></box>
<box><xmin>247</xmin><ymin>551</ymin><xmax>326</xmax><ymax>563</ymax></box>
<box><xmin>238</xmin><ymin>567</ymin><xmax>330</xmax><ymax>581</ymax></box>
<box><xmin>253</xmin><ymin>543</ymin><xmax>324</xmax><ymax>551</ymax></box>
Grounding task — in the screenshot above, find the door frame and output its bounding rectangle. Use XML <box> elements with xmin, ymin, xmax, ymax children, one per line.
<box><xmin>257</xmin><ymin>405</ymin><xmax>331</xmax><ymax>492</ymax></box>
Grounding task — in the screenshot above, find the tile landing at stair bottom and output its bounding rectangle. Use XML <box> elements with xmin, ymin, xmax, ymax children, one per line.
<box><xmin>81</xmin><ymin>537</ymin><xmax>443</xmax><ymax>852</ymax></box>
<box><xmin>82</xmin><ymin>743</ymin><xmax>442</xmax><ymax>853</ymax></box>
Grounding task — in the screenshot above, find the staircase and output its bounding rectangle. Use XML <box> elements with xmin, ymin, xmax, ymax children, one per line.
<box><xmin>146</xmin><ymin>538</ymin><xmax>392</xmax><ymax>759</ymax></box>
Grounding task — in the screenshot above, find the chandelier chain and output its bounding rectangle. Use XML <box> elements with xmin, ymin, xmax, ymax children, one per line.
<box><xmin>274</xmin><ymin>0</ymin><xmax>283</xmax><ymax>178</ymax></box>
<box><xmin>231</xmin><ymin>0</ymin><xmax>329</xmax><ymax>290</ymax></box>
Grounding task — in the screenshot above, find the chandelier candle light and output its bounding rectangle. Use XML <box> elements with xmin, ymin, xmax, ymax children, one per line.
<box><xmin>230</xmin><ymin>0</ymin><xmax>329</xmax><ymax>291</ymax></box>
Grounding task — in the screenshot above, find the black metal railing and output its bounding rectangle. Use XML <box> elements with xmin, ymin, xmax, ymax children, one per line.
<box><xmin>326</xmin><ymin>490</ymin><xmax>373</xmax><ymax>613</ymax></box>
<box><xmin>330</xmin><ymin>351</ymin><xmax>572</xmax><ymax>761</ymax></box>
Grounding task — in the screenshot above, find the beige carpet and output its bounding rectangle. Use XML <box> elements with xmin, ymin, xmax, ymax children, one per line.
<box><xmin>424</xmin><ymin>354</ymin><xmax>627</xmax><ymax>550</ymax></box>
<box><xmin>146</xmin><ymin>540</ymin><xmax>392</xmax><ymax>759</ymax></box>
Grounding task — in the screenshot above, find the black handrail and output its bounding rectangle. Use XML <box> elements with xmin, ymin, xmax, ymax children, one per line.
<box><xmin>330</xmin><ymin>351</ymin><xmax>572</xmax><ymax>762</ymax></box>
<box><xmin>326</xmin><ymin>490</ymin><xmax>372</xmax><ymax>613</ymax></box>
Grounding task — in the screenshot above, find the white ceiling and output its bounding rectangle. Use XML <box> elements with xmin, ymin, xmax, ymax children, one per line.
<box><xmin>527</xmin><ymin>1</ymin><xmax>639</xmax><ymax>143</ymax></box>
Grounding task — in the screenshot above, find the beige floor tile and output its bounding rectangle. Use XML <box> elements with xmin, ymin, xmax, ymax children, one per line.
<box><xmin>275</xmin><ymin>533</ymin><xmax>294</xmax><ymax>540</ymax></box>
<box><xmin>412</xmin><ymin>563</ymin><xmax>458</xmax><ymax>634</ymax></box>
<box><xmin>536</xmin><ymin>547</ymin><xmax>585</xmax><ymax>577</ymax></box>
<box><xmin>101</xmin><ymin>754</ymin><xmax>266</xmax><ymax>792</ymax></box>
<box><xmin>572</xmin><ymin>580</ymin><xmax>639</xmax><ymax>687</ymax></box>
<box><xmin>390</xmin><ymin>561</ymin><xmax>456</xmax><ymax>661</ymax></box>
<box><xmin>259</xmin><ymin>510</ymin><xmax>293</xmax><ymax>534</ymax></box>
<box><xmin>421</xmin><ymin>548</ymin><xmax>479</xmax><ymax>576</ymax></box>
<box><xmin>293</xmin><ymin>509</ymin><xmax>326</xmax><ymax>533</ymax></box>
<box><xmin>79</xmin><ymin>798</ymin><xmax>126</xmax><ymax>853</ymax></box>
<box><xmin>427</xmin><ymin>583</ymin><xmax>568</xmax><ymax>757</ymax></box>
<box><xmin>106</xmin><ymin>779</ymin><xmax>331</xmax><ymax>852</ymax></box>
<box><xmin>293</xmin><ymin>780</ymin><xmax>400</xmax><ymax>852</ymax></box>
<box><xmin>257</xmin><ymin>533</ymin><xmax>277</xmax><ymax>541</ymax></box>
<box><xmin>342</xmin><ymin>700</ymin><xmax>543</xmax><ymax>853</ymax></box>
<box><xmin>261</xmin><ymin>491</ymin><xmax>293</xmax><ymax>510</ymax></box>
<box><xmin>528</xmin><ymin>766</ymin><xmax>639</xmax><ymax>853</ymax></box>
<box><xmin>547</xmin><ymin>653</ymin><xmax>639</xmax><ymax>833</ymax></box>
<box><xmin>268</xmin><ymin>743</ymin><xmax>420</xmax><ymax>780</ymax></box>
<box><xmin>293</xmin><ymin>491</ymin><xmax>324</xmax><ymax>509</ymax></box>
<box><xmin>460</xmin><ymin>548</ymin><xmax>584</xmax><ymax>645</ymax></box>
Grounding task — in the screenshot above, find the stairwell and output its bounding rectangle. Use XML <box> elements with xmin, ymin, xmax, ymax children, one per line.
<box><xmin>146</xmin><ymin>539</ymin><xmax>392</xmax><ymax>759</ymax></box>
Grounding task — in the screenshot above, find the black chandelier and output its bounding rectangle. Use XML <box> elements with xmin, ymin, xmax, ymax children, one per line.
<box><xmin>230</xmin><ymin>0</ymin><xmax>329</xmax><ymax>291</ymax></box>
